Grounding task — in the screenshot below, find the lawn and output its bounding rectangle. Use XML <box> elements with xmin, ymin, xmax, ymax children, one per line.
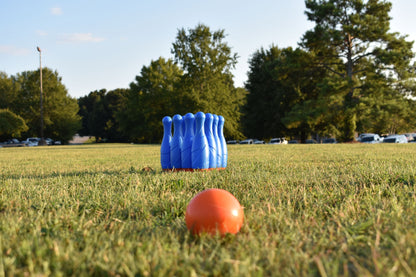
<box><xmin>1</xmin><ymin>143</ymin><xmax>416</xmax><ymax>276</ymax></box>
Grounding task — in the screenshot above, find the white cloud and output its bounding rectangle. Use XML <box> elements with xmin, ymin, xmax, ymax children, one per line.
<box><xmin>59</xmin><ymin>33</ymin><xmax>105</xmax><ymax>43</ymax></box>
<box><xmin>36</xmin><ymin>30</ymin><xmax>48</xmax><ymax>36</ymax></box>
<box><xmin>51</xmin><ymin>7</ymin><xmax>62</xmax><ymax>15</ymax></box>
<box><xmin>0</xmin><ymin>45</ymin><xmax>30</xmax><ymax>56</ymax></box>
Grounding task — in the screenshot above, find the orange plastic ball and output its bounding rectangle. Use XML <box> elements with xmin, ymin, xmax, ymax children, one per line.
<box><xmin>185</xmin><ymin>188</ymin><xmax>244</xmax><ymax>235</ymax></box>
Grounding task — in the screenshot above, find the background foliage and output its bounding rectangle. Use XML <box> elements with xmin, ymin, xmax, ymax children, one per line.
<box><xmin>1</xmin><ymin>1</ymin><xmax>416</xmax><ymax>143</ymax></box>
<box><xmin>0</xmin><ymin>109</ymin><xmax>28</xmax><ymax>138</ymax></box>
<box><xmin>0</xmin><ymin>69</ymin><xmax>80</xmax><ymax>143</ymax></box>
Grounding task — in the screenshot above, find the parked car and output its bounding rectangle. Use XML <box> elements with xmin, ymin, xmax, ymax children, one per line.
<box><xmin>1</xmin><ymin>138</ymin><xmax>20</xmax><ymax>144</ymax></box>
<box><xmin>45</xmin><ymin>138</ymin><xmax>54</xmax><ymax>145</ymax></box>
<box><xmin>322</xmin><ymin>138</ymin><xmax>337</xmax><ymax>144</ymax></box>
<box><xmin>382</xmin><ymin>134</ymin><xmax>408</xmax><ymax>143</ymax></box>
<box><xmin>227</xmin><ymin>140</ymin><xmax>239</xmax><ymax>144</ymax></box>
<box><xmin>269</xmin><ymin>138</ymin><xmax>287</xmax><ymax>144</ymax></box>
<box><xmin>305</xmin><ymin>139</ymin><xmax>317</xmax><ymax>144</ymax></box>
<box><xmin>357</xmin><ymin>133</ymin><xmax>375</xmax><ymax>142</ymax></box>
<box><xmin>404</xmin><ymin>133</ymin><xmax>416</xmax><ymax>142</ymax></box>
<box><xmin>253</xmin><ymin>139</ymin><xmax>265</xmax><ymax>144</ymax></box>
<box><xmin>23</xmin><ymin>137</ymin><xmax>40</xmax><ymax>146</ymax></box>
<box><xmin>239</xmin><ymin>139</ymin><xmax>253</xmax><ymax>144</ymax></box>
<box><xmin>288</xmin><ymin>140</ymin><xmax>299</xmax><ymax>144</ymax></box>
<box><xmin>360</xmin><ymin>134</ymin><xmax>382</xmax><ymax>144</ymax></box>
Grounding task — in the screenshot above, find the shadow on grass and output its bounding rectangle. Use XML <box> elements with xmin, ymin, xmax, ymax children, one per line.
<box><xmin>1</xmin><ymin>167</ymin><xmax>160</xmax><ymax>181</ymax></box>
<box><xmin>23</xmin><ymin>144</ymin><xmax>148</xmax><ymax>150</ymax></box>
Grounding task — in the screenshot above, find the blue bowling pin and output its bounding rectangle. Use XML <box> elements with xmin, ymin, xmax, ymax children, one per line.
<box><xmin>161</xmin><ymin>116</ymin><xmax>172</xmax><ymax>170</ymax></box>
<box><xmin>218</xmin><ymin>115</ymin><xmax>227</xmax><ymax>168</ymax></box>
<box><xmin>213</xmin><ymin>114</ymin><xmax>222</xmax><ymax>168</ymax></box>
<box><xmin>182</xmin><ymin>119</ymin><xmax>185</xmax><ymax>137</ymax></box>
<box><xmin>181</xmin><ymin>113</ymin><xmax>195</xmax><ymax>169</ymax></box>
<box><xmin>204</xmin><ymin>113</ymin><xmax>217</xmax><ymax>169</ymax></box>
<box><xmin>192</xmin><ymin>112</ymin><xmax>209</xmax><ymax>169</ymax></box>
<box><xmin>170</xmin><ymin>114</ymin><xmax>183</xmax><ymax>169</ymax></box>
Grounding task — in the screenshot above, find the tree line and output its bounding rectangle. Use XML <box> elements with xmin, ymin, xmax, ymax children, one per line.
<box><xmin>0</xmin><ymin>70</ymin><xmax>81</xmax><ymax>143</ymax></box>
<box><xmin>244</xmin><ymin>0</ymin><xmax>416</xmax><ymax>142</ymax></box>
<box><xmin>2</xmin><ymin>1</ymin><xmax>416</xmax><ymax>143</ymax></box>
<box><xmin>78</xmin><ymin>25</ymin><xmax>246</xmax><ymax>143</ymax></box>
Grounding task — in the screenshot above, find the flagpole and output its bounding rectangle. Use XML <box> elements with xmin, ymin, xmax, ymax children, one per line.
<box><xmin>37</xmin><ymin>46</ymin><xmax>46</xmax><ymax>146</ymax></box>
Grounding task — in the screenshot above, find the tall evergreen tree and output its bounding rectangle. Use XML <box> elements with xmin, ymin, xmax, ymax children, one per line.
<box><xmin>77</xmin><ymin>90</ymin><xmax>102</xmax><ymax>137</ymax></box>
<box><xmin>244</xmin><ymin>46</ymin><xmax>325</xmax><ymax>141</ymax></box>
<box><xmin>88</xmin><ymin>89</ymin><xmax>108</xmax><ymax>140</ymax></box>
<box><xmin>104</xmin><ymin>89</ymin><xmax>129</xmax><ymax>141</ymax></box>
<box><xmin>301</xmin><ymin>0</ymin><xmax>416</xmax><ymax>141</ymax></box>
<box><xmin>78</xmin><ymin>89</ymin><xmax>128</xmax><ymax>142</ymax></box>
<box><xmin>244</xmin><ymin>47</ymin><xmax>290</xmax><ymax>139</ymax></box>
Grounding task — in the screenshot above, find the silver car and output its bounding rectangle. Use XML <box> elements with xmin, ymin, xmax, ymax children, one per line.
<box><xmin>382</xmin><ymin>135</ymin><xmax>408</xmax><ymax>143</ymax></box>
<box><xmin>239</xmin><ymin>139</ymin><xmax>253</xmax><ymax>144</ymax></box>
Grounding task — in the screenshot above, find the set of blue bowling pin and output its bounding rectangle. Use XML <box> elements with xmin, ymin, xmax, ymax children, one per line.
<box><xmin>161</xmin><ymin>111</ymin><xmax>228</xmax><ymax>171</ymax></box>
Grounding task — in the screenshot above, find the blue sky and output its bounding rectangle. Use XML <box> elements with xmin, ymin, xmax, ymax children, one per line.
<box><xmin>1</xmin><ymin>0</ymin><xmax>415</xmax><ymax>98</ymax></box>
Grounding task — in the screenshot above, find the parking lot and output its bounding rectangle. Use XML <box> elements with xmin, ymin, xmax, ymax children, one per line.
<box><xmin>227</xmin><ymin>133</ymin><xmax>416</xmax><ymax>145</ymax></box>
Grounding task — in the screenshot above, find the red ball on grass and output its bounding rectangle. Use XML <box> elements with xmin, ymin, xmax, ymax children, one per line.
<box><xmin>185</xmin><ymin>188</ymin><xmax>244</xmax><ymax>235</ymax></box>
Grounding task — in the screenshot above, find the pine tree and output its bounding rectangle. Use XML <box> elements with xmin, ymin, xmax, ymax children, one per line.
<box><xmin>301</xmin><ymin>0</ymin><xmax>416</xmax><ymax>140</ymax></box>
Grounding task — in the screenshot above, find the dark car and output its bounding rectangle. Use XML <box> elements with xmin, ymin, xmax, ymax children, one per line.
<box><xmin>305</xmin><ymin>139</ymin><xmax>317</xmax><ymax>144</ymax></box>
<box><xmin>322</xmin><ymin>138</ymin><xmax>337</xmax><ymax>144</ymax></box>
<box><xmin>360</xmin><ymin>134</ymin><xmax>381</xmax><ymax>144</ymax></box>
<box><xmin>269</xmin><ymin>138</ymin><xmax>288</xmax><ymax>144</ymax></box>
<box><xmin>3</xmin><ymin>139</ymin><xmax>20</xmax><ymax>144</ymax></box>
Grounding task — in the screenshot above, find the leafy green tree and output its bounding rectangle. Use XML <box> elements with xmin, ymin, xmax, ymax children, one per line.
<box><xmin>0</xmin><ymin>72</ymin><xmax>20</xmax><ymax>111</ymax></box>
<box><xmin>172</xmin><ymin>24</ymin><xmax>245</xmax><ymax>139</ymax></box>
<box><xmin>13</xmin><ymin>68</ymin><xmax>81</xmax><ymax>143</ymax></box>
<box><xmin>119</xmin><ymin>57</ymin><xmax>183</xmax><ymax>143</ymax></box>
<box><xmin>0</xmin><ymin>109</ymin><xmax>28</xmax><ymax>139</ymax></box>
<box><xmin>357</xmin><ymin>84</ymin><xmax>416</xmax><ymax>135</ymax></box>
<box><xmin>301</xmin><ymin>0</ymin><xmax>416</xmax><ymax>141</ymax></box>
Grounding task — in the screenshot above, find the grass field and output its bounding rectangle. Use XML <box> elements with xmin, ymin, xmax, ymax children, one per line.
<box><xmin>1</xmin><ymin>143</ymin><xmax>416</xmax><ymax>276</ymax></box>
